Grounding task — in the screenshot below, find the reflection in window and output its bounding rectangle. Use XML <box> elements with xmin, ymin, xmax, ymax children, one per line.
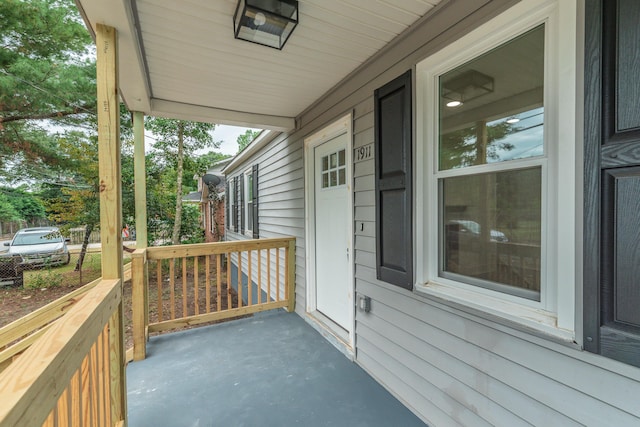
<box><xmin>439</xmin><ymin>25</ymin><xmax>545</xmax><ymax>171</ymax></box>
<box><xmin>435</xmin><ymin>24</ymin><xmax>545</xmax><ymax>300</ymax></box>
<box><xmin>441</xmin><ymin>168</ymin><xmax>542</xmax><ymax>299</ymax></box>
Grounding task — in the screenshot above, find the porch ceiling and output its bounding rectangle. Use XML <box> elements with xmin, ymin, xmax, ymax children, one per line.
<box><xmin>75</xmin><ymin>0</ymin><xmax>441</xmax><ymax>131</ymax></box>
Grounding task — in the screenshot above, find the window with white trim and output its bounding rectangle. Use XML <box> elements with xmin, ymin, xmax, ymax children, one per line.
<box><xmin>228</xmin><ymin>179</ymin><xmax>236</xmax><ymax>231</ymax></box>
<box><xmin>417</xmin><ymin>0</ymin><xmax>577</xmax><ymax>335</ymax></box>
<box><xmin>244</xmin><ymin>168</ymin><xmax>253</xmax><ymax>237</ymax></box>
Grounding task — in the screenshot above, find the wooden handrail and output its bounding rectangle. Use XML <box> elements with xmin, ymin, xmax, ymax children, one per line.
<box><xmin>0</xmin><ymin>262</ymin><xmax>133</xmax><ymax>373</ymax></box>
<box><xmin>145</xmin><ymin>237</ymin><xmax>294</xmax><ymax>260</ymax></box>
<box><xmin>0</xmin><ymin>278</ymin><xmax>101</xmax><ymax>351</ymax></box>
<box><xmin>0</xmin><ymin>279</ymin><xmax>123</xmax><ymax>426</ymax></box>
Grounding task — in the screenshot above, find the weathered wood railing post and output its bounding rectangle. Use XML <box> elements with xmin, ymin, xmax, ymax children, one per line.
<box><xmin>132</xmin><ymin>249</ymin><xmax>148</xmax><ymax>361</ymax></box>
<box><xmin>286</xmin><ymin>238</ymin><xmax>296</xmax><ymax>313</ymax></box>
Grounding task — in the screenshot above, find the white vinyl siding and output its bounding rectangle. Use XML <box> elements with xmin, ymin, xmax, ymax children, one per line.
<box><xmin>226</xmin><ymin>0</ymin><xmax>640</xmax><ymax>425</ymax></box>
<box><xmin>225</xmin><ymin>134</ymin><xmax>306</xmax><ymax>313</ymax></box>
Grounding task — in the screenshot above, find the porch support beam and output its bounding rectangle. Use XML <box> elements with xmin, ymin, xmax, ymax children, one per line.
<box><xmin>150</xmin><ymin>99</ymin><xmax>295</xmax><ymax>132</ymax></box>
<box><xmin>96</xmin><ymin>23</ymin><xmax>126</xmax><ymax>423</ymax></box>
<box><xmin>133</xmin><ymin>111</ymin><xmax>148</xmax><ymax>249</ymax></box>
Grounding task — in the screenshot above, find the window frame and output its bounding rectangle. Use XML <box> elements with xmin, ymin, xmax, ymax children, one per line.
<box><xmin>244</xmin><ymin>168</ymin><xmax>253</xmax><ymax>237</ymax></box>
<box><xmin>415</xmin><ymin>0</ymin><xmax>578</xmax><ymax>339</ymax></box>
<box><xmin>228</xmin><ymin>178</ymin><xmax>236</xmax><ymax>231</ymax></box>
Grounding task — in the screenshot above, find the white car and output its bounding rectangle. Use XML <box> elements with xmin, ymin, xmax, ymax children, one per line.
<box><xmin>3</xmin><ymin>227</ymin><xmax>71</xmax><ymax>269</ymax></box>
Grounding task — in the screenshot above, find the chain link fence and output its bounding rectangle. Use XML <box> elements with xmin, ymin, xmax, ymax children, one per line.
<box><xmin>0</xmin><ymin>249</ymin><xmax>105</xmax><ymax>289</ymax></box>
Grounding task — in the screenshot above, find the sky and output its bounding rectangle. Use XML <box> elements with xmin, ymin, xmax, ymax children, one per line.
<box><xmin>211</xmin><ymin>125</ymin><xmax>260</xmax><ymax>156</ymax></box>
<box><xmin>144</xmin><ymin>124</ymin><xmax>260</xmax><ymax>157</ymax></box>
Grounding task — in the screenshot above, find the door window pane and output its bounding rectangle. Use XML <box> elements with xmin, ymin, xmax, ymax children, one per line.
<box><xmin>320</xmin><ymin>149</ymin><xmax>347</xmax><ymax>189</ymax></box>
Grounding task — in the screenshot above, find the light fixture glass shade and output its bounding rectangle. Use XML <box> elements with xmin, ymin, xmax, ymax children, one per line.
<box><xmin>233</xmin><ymin>0</ymin><xmax>299</xmax><ymax>50</ymax></box>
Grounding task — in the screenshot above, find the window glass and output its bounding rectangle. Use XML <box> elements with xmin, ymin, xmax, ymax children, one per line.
<box><xmin>441</xmin><ymin>167</ymin><xmax>542</xmax><ymax>299</ymax></box>
<box><xmin>245</xmin><ymin>172</ymin><xmax>253</xmax><ymax>233</ymax></box>
<box><xmin>439</xmin><ymin>25</ymin><xmax>544</xmax><ymax>170</ymax></box>
<box><xmin>436</xmin><ymin>24</ymin><xmax>545</xmax><ymax>301</ymax></box>
<box><xmin>321</xmin><ymin>150</ymin><xmax>347</xmax><ymax>189</ymax></box>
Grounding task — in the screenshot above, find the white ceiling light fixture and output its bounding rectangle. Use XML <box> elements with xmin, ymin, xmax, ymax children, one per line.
<box><xmin>233</xmin><ymin>0</ymin><xmax>299</xmax><ymax>50</ymax></box>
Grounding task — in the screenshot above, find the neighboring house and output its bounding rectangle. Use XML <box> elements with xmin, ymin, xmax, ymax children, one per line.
<box><xmin>75</xmin><ymin>0</ymin><xmax>640</xmax><ymax>424</ymax></box>
<box><xmin>199</xmin><ymin>159</ymin><xmax>230</xmax><ymax>242</ymax></box>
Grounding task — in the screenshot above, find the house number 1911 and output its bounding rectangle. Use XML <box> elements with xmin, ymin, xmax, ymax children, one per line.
<box><xmin>355</xmin><ymin>144</ymin><xmax>372</xmax><ymax>162</ymax></box>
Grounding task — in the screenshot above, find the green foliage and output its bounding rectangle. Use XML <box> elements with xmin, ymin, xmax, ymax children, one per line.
<box><xmin>1</xmin><ymin>187</ymin><xmax>46</xmax><ymax>221</ymax></box>
<box><xmin>237</xmin><ymin>129</ymin><xmax>261</xmax><ymax>152</ymax></box>
<box><xmin>26</xmin><ymin>268</ymin><xmax>64</xmax><ymax>289</ymax></box>
<box><xmin>0</xmin><ymin>0</ymin><xmax>96</xmax><ymax>174</ymax></box>
<box><xmin>179</xmin><ymin>204</ymin><xmax>205</xmax><ymax>244</ymax></box>
<box><xmin>0</xmin><ymin>192</ymin><xmax>21</xmax><ymax>221</ymax></box>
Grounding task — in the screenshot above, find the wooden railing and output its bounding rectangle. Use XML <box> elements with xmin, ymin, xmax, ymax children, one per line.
<box><xmin>0</xmin><ymin>278</ymin><xmax>101</xmax><ymax>374</ymax></box>
<box><xmin>132</xmin><ymin>237</ymin><xmax>296</xmax><ymax>360</ymax></box>
<box><xmin>0</xmin><ymin>279</ymin><xmax>126</xmax><ymax>426</ymax></box>
<box><xmin>0</xmin><ymin>264</ymin><xmax>132</xmax><ymax>374</ymax></box>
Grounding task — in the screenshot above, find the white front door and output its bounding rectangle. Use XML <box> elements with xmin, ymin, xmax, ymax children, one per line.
<box><xmin>313</xmin><ymin>131</ymin><xmax>351</xmax><ymax>331</ymax></box>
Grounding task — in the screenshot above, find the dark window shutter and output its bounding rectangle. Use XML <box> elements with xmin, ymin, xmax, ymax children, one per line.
<box><xmin>239</xmin><ymin>174</ymin><xmax>245</xmax><ymax>234</ymax></box>
<box><xmin>584</xmin><ymin>0</ymin><xmax>640</xmax><ymax>367</ymax></box>
<box><xmin>225</xmin><ymin>182</ymin><xmax>230</xmax><ymax>230</ymax></box>
<box><xmin>374</xmin><ymin>70</ymin><xmax>413</xmax><ymax>290</ymax></box>
<box><xmin>252</xmin><ymin>164</ymin><xmax>259</xmax><ymax>238</ymax></box>
<box><xmin>233</xmin><ymin>176</ymin><xmax>239</xmax><ymax>233</ymax></box>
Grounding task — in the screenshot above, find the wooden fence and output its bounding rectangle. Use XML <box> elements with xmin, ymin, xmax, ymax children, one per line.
<box><xmin>0</xmin><ymin>279</ymin><xmax>126</xmax><ymax>426</ymax></box>
<box><xmin>131</xmin><ymin>237</ymin><xmax>296</xmax><ymax>360</ymax></box>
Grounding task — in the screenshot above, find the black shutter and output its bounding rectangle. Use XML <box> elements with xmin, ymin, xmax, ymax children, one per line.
<box><xmin>252</xmin><ymin>164</ymin><xmax>259</xmax><ymax>238</ymax></box>
<box><xmin>239</xmin><ymin>174</ymin><xmax>245</xmax><ymax>235</ymax></box>
<box><xmin>374</xmin><ymin>70</ymin><xmax>413</xmax><ymax>289</ymax></box>
<box><xmin>233</xmin><ymin>176</ymin><xmax>239</xmax><ymax>233</ymax></box>
<box><xmin>225</xmin><ymin>181</ymin><xmax>230</xmax><ymax>231</ymax></box>
<box><xmin>584</xmin><ymin>0</ymin><xmax>640</xmax><ymax>367</ymax></box>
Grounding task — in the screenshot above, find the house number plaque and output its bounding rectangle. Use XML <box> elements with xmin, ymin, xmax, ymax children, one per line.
<box><xmin>354</xmin><ymin>143</ymin><xmax>373</xmax><ymax>163</ymax></box>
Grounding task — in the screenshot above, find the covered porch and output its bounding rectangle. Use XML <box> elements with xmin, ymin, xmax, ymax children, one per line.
<box><xmin>127</xmin><ymin>310</ymin><xmax>424</xmax><ymax>426</ymax></box>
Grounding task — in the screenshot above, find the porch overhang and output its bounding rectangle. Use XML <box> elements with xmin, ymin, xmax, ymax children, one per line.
<box><xmin>74</xmin><ymin>0</ymin><xmax>444</xmax><ymax>130</ymax></box>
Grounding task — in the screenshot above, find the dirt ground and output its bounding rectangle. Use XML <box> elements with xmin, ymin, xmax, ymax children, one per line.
<box><xmin>0</xmin><ymin>260</ymin><xmax>242</xmax><ymax>351</ymax></box>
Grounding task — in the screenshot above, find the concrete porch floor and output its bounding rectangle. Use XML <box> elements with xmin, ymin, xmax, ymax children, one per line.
<box><xmin>126</xmin><ymin>310</ymin><xmax>426</xmax><ymax>427</ymax></box>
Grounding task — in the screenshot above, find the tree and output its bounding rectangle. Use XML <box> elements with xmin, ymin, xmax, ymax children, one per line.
<box><xmin>237</xmin><ymin>129</ymin><xmax>260</xmax><ymax>152</ymax></box>
<box><xmin>0</xmin><ymin>193</ymin><xmax>21</xmax><ymax>223</ymax></box>
<box><xmin>45</xmin><ymin>130</ymin><xmax>100</xmax><ymax>270</ymax></box>
<box><xmin>146</xmin><ymin>118</ymin><xmax>219</xmax><ymax>245</ymax></box>
<box><xmin>0</xmin><ymin>0</ymin><xmax>96</xmax><ymax>176</ymax></box>
<box><xmin>1</xmin><ymin>187</ymin><xmax>46</xmax><ymax>222</ymax></box>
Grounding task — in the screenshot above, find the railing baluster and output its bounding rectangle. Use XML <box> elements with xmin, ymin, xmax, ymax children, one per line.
<box><xmin>267</xmin><ymin>249</ymin><xmax>271</xmax><ymax>303</ymax></box>
<box><xmin>169</xmin><ymin>260</ymin><xmax>175</xmax><ymax>320</ymax></box>
<box><xmin>55</xmin><ymin>388</ymin><xmax>69</xmax><ymax>426</ymax></box>
<box><xmin>194</xmin><ymin>256</ymin><xmax>199</xmax><ymax>316</ymax></box>
<box><xmin>237</xmin><ymin>253</ymin><xmax>243</xmax><ymax>309</ymax></box>
<box><xmin>248</xmin><ymin>249</ymin><xmax>252</xmax><ymax>306</ymax></box>
<box><xmin>206</xmin><ymin>255</ymin><xmax>211</xmax><ymax>314</ymax></box>
<box><xmin>102</xmin><ymin>325</ymin><xmax>112</xmax><ymax>427</ymax></box>
<box><xmin>257</xmin><ymin>249</ymin><xmax>262</xmax><ymax>305</ymax></box>
<box><xmin>157</xmin><ymin>260</ymin><xmax>163</xmax><ymax>323</ymax></box>
<box><xmin>182</xmin><ymin>257</ymin><xmax>188</xmax><ymax>317</ymax></box>
<box><xmin>276</xmin><ymin>248</ymin><xmax>281</xmax><ymax>302</ymax></box>
<box><xmin>226</xmin><ymin>253</ymin><xmax>232</xmax><ymax>309</ymax></box>
<box><xmin>71</xmin><ymin>371</ymin><xmax>81</xmax><ymax>425</ymax></box>
<box><xmin>96</xmin><ymin>328</ymin><xmax>105</xmax><ymax>425</ymax></box>
<box><xmin>89</xmin><ymin>341</ymin><xmax>98</xmax><ymax>426</ymax></box>
<box><xmin>216</xmin><ymin>254</ymin><xmax>222</xmax><ymax>312</ymax></box>
<box><xmin>285</xmin><ymin>245</ymin><xmax>289</xmax><ymax>308</ymax></box>
<box><xmin>81</xmin><ymin>354</ymin><xmax>91</xmax><ymax>425</ymax></box>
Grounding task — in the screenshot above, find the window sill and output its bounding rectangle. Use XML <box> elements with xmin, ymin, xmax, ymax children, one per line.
<box><xmin>415</xmin><ymin>281</ymin><xmax>576</xmax><ymax>345</ymax></box>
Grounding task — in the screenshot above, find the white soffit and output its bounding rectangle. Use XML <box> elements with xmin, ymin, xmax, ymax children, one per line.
<box><xmin>76</xmin><ymin>0</ymin><xmax>441</xmax><ymax>130</ymax></box>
